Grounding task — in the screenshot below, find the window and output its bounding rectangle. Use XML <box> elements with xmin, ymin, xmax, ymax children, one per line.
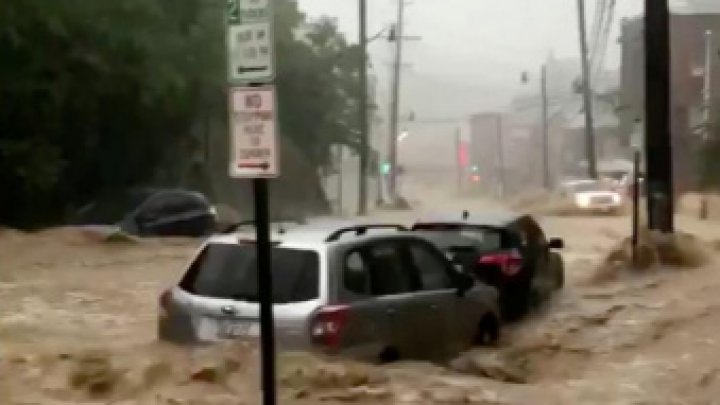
<box><xmin>179</xmin><ymin>243</ymin><xmax>320</xmax><ymax>303</ymax></box>
<box><xmin>412</xmin><ymin>223</ymin><xmax>503</xmax><ymax>252</ymax></box>
<box><xmin>367</xmin><ymin>242</ymin><xmax>414</xmax><ymax>296</ymax></box>
<box><xmin>142</xmin><ymin>192</ymin><xmax>191</xmax><ymax>217</ymax></box>
<box><xmin>73</xmin><ymin>190</ymin><xmax>154</xmax><ymax>225</ymax></box>
<box><xmin>343</xmin><ymin>251</ymin><xmax>369</xmax><ymax>295</ymax></box>
<box><xmin>409</xmin><ymin>243</ymin><xmax>453</xmax><ymax>290</ymax></box>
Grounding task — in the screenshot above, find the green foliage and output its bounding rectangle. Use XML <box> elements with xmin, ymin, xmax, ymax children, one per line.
<box><xmin>0</xmin><ymin>0</ymin><xmax>361</xmax><ymax>228</ymax></box>
<box><xmin>274</xmin><ymin>9</ymin><xmax>363</xmax><ymax>168</ymax></box>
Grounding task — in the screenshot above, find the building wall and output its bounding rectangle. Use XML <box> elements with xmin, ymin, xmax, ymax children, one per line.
<box><xmin>619</xmin><ymin>13</ymin><xmax>720</xmax><ymax>192</ymax></box>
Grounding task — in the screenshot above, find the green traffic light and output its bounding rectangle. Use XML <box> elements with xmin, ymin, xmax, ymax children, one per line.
<box><xmin>380</xmin><ymin>162</ymin><xmax>391</xmax><ymax>175</ymax></box>
<box><xmin>471</xmin><ymin>165</ymin><xmax>479</xmax><ymax>172</ymax></box>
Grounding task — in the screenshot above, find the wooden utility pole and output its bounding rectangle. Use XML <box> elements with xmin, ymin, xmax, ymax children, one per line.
<box><xmin>496</xmin><ymin>114</ymin><xmax>505</xmax><ymax>198</ymax></box>
<box><xmin>357</xmin><ymin>0</ymin><xmax>369</xmax><ymax>215</ymax></box>
<box><xmin>576</xmin><ymin>0</ymin><xmax>599</xmax><ymax>179</ymax></box>
<box><xmin>387</xmin><ymin>0</ymin><xmax>405</xmax><ymax>204</ymax></box>
<box><xmin>336</xmin><ymin>146</ymin><xmax>343</xmax><ymax>215</ymax></box>
<box><xmin>541</xmin><ymin>64</ymin><xmax>551</xmax><ymax>189</ymax></box>
<box><xmin>644</xmin><ymin>0</ymin><xmax>674</xmax><ymax>232</ymax></box>
<box><xmin>455</xmin><ymin>127</ymin><xmax>462</xmax><ymax>194</ymax></box>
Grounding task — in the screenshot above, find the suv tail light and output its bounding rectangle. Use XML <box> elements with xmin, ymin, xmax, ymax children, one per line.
<box><xmin>310</xmin><ymin>305</ymin><xmax>349</xmax><ymax>348</ymax></box>
<box><xmin>477</xmin><ymin>250</ymin><xmax>523</xmax><ymax>277</ymax></box>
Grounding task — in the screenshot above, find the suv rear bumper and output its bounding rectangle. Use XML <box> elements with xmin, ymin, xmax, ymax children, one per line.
<box><xmin>158</xmin><ymin>313</ymin><xmax>200</xmax><ymax>345</ymax></box>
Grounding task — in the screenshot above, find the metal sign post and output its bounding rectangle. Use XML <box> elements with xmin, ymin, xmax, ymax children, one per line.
<box><xmin>632</xmin><ymin>150</ymin><xmax>641</xmax><ymax>267</ymax></box>
<box><xmin>226</xmin><ymin>1</ymin><xmax>277</xmax><ymax>404</ymax></box>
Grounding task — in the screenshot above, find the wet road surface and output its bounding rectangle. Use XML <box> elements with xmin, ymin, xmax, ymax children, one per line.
<box><xmin>2</xmin><ymin>191</ymin><xmax>720</xmax><ymax>404</ymax></box>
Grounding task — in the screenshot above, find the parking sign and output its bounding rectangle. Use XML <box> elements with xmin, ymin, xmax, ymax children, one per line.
<box><xmin>228</xmin><ymin>86</ymin><xmax>279</xmax><ymax>178</ymax></box>
<box><xmin>227</xmin><ymin>0</ymin><xmax>275</xmax><ymax>83</ymax></box>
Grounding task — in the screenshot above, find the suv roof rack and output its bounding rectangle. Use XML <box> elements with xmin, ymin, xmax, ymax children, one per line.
<box><xmin>324</xmin><ymin>224</ymin><xmax>407</xmax><ymax>242</ymax></box>
<box><xmin>221</xmin><ymin>218</ymin><xmax>305</xmax><ymax>234</ymax></box>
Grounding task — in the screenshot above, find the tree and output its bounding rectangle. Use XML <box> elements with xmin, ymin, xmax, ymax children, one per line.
<box><xmin>274</xmin><ymin>7</ymin><xmax>363</xmax><ymax>169</ymax></box>
<box><xmin>0</xmin><ymin>0</ymin><xmax>361</xmax><ymax>228</ymax></box>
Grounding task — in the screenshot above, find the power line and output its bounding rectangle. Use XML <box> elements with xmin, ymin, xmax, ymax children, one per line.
<box><xmin>577</xmin><ymin>0</ymin><xmax>599</xmax><ymax>179</ymax></box>
<box><xmin>589</xmin><ymin>0</ymin><xmax>608</xmax><ymax>67</ymax></box>
<box><xmin>592</xmin><ymin>0</ymin><xmax>616</xmax><ymax>81</ymax></box>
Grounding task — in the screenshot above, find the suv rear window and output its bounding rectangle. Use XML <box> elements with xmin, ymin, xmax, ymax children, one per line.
<box><xmin>412</xmin><ymin>223</ymin><xmax>504</xmax><ymax>252</ymax></box>
<box><xmin>179</xmin><ymin>243</ymin><xmax>320</xmax><ymax>304</ymax></box>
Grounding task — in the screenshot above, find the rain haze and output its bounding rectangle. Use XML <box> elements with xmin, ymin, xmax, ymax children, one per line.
<box><xmin>298</xmin><ymin>0</ymin><xmax>646</xmax><ymax>175</ymax></box>
<box><xmin>298</xmin><ymin>0</ymin><xmax>645</xmax><ymax>112</ymax></box>
<box><xmin>9</xmin><ymin>0</ymin><xmax>720</xmax><ymax>403</ymax></box>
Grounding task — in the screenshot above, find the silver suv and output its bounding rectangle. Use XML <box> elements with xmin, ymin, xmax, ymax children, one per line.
<box><xmin>158</xmin><ymin>221</ymin><xmax>501</xmax><ymax>361</ymax></box>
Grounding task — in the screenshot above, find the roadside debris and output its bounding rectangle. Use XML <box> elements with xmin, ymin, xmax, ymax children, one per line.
<box><xmin>591</xmin><ymin>229</ymin><xmax>709</xmax><ymax>283</ymax></box>
<box><xmin>450</xmin><ymin>350</ymin><xmax>531</xmax><ymax>384</ymax></box>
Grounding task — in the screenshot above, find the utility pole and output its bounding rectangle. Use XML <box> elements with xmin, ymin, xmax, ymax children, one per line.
<box><xmin>387</xmin><ymin>0</ymin><xmax>405</xmax><ymax>205</ymax></box>
<box><xmin>541</xmin><ymin>64</ymin><xmax>551</xmax><ymax>189</ymax></box>
<box><xmin>644</xmin><ymin>0</ymin><xmax>674</xmax><ymax>232</ymax></box>
<box><xmin>576</xmin><ymin>0</ymin><xmax>599</xmax><ymax>179</ymax></box>
<box><xmin>455</xmin><ymin>127</ymin><xmax>462</xmax><ymax>194</ymax></box>
<box><xmin>357</xmin><ymin>0</ymin><xmax>369</xmax><ymax>215</ymax></box>
<box><xmin>336</xmin><ymin>146</ymin><xmax>343</xmax><ymax>215</ymax></box>
<box><xmin>496</xmin><ymin>114</ymin><xmax>505</xmax><ymax>199</ymax></box>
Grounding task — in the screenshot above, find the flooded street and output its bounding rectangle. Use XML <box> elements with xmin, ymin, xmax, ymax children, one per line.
<box><xmin>3</xmin><ymin>188</ymin><xmax>720</xmax><ymax>404</ymax></box>
<box><xmin>4</xmin><ymin>0</ymin><xmax>714</xmax><ymax>403</ymax></box>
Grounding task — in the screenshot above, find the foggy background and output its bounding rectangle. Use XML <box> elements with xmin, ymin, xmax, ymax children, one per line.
<box><xmin>299</xmin><ymin>0</ymin><xmax>720</xmax><ymax>212</ymax></box>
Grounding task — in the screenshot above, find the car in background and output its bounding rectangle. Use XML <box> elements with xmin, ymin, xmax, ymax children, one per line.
<box><xmin>557</xmin><ymin>179</ymin><xmax>625</xmax><ymax>214</ymax></box>
<box><xmin>411</xmin><ymin>211</ymin><xmax>564</xmax><ymax>320</ymax></box>
<box><xmin>158</xmin><ymin>221</ymin><xmax>501</xmax><ymax>362</ymax></box>
<box><xmin>71</xmin><ymin>188</ymin><xmax>217</xmax><ymax>237</ymax></box>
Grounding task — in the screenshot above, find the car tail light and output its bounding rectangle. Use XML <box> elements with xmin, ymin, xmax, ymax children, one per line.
<box><xmin>310</xmin><ymin>305</ymin><xmax>349</xmax><ymax>348</ymax></box>
<box><xmin>477</xmin><ymin>250</ymin><xmax>523</xmax><ymax>277</ymax></box>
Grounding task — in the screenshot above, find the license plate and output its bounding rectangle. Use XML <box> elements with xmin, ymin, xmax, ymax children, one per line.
<box><xmin>592</xmin><ymin>197</ymin><xmax>612</xmax><ymax>204</ymax></box>
<box><xmin>218</xmin><ymin>320</ymin><xmax>260</xmax><ymax>338</ymax></box>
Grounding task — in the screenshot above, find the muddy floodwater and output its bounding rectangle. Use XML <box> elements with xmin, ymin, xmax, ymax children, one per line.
<box><xmin>3</xmin><ymin>195</ymin><xmax>720</xmax><ymax>404</ymax></box>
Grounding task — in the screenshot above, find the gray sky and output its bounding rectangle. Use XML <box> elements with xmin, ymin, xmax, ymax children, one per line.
<box><xmin>295</xmin><ymin>1</ymin><xmax>720</xmax><ymax>169</ymax></box>
<box><xmin>297</xmin><ymin>0</ymin><xmax>644</xmax><ymax>114</ymax></box>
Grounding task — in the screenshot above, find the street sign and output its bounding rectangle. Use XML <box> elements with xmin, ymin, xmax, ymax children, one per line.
<box><xmin>227</xmin><ymin>0</ymin><xmax>275</xmax><ymax>84</ymax></box>
<box><xmin>225</xmin><ymin>2</ymin><xmax>278</xmax><ymax>404</ymax></box>
<box><xmin>229</xmin><ymin>86</ymin><xmax>279</xmax><ymax>178</ymax></box>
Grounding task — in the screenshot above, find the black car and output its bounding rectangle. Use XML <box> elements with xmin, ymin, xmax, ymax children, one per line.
<box><xmin>71</xmin><ymin>188</ymin><xmax>217</xmax><ymax>237</ymax></box>
<box><xmin>411</xmin><ymin>210</ymin><xmax>564</xmax><ymax>320</ymax></box>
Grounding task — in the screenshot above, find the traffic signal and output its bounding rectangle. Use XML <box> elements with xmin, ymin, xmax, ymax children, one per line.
<box><xmin>471</xmin><ymin>165</ymin><xmax>479</xmax><ymax>173</ymax></box>
<box><xmin>380</xmin><ymin>162</ymin><xmax>391</xmax><ymax>175</ymax></box>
